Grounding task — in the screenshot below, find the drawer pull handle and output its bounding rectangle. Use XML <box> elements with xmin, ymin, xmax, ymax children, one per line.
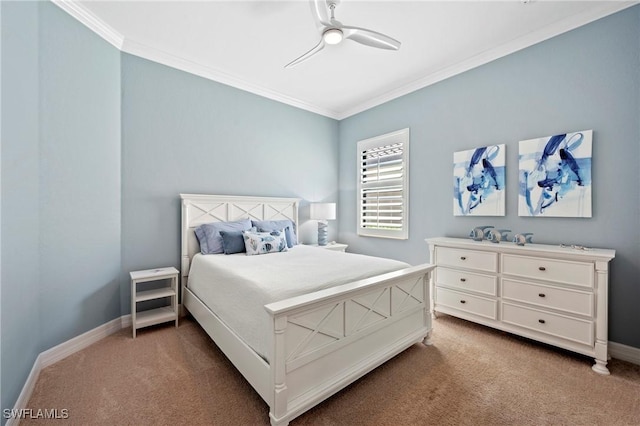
<box><xmin>538</xmin><ymin>319</ymin><xmax>546</xmax><ymax>324</ymax></box>
<box><xmin>460</xmin><ymin>256</ymin><xmax>467</xmax><ymax>260</ymax></box>
<box><xmin>538</xmin><ymin>266</ymin><xmax>546</xmax><ymax>271</ymax></box>
<box><xmin>538</xmin><ymin>293</ymin><xmax>546</xmax><ymax>298</ymax></box>
<box><xmin>460</xmin><ymin>278</ymin><xmax>467</xmax><ymax>282</ymax></box>
<box><xmin>460</xmin><ymin>300</ymin><xmax>466</xmax><ymax>304</ymax></box>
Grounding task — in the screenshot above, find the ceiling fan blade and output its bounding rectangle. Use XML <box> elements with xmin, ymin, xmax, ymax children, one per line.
<box><xmin>285</xmin><ymin>39</ymin><xmax>325</xmax><ymax>68</ymax></box>
<box><xmin>311</xmin><ymin>0</ymin><xmax>331</xmax><ymax>30</ymax></box>
<box><xmin>342</xmin><ymin>25</ymin><xmax>401</xmax><ymax>50</ymax></box>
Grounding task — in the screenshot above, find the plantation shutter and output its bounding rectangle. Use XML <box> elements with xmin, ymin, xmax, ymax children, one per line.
<box><xmin>357</xmin><ymin>129</ymin><xmax>409</xmax><ymax>239</ymax></box>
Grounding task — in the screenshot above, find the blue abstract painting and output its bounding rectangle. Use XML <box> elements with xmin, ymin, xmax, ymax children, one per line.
<box><xmin>453</xmin><ymin>144</ymin><xmax>506</xmax><ymax>216</ymax></box>
<box><xmin>518</xmin><ymin>130</ymin><xmax>592</xmax><ymax>217</ymax></box>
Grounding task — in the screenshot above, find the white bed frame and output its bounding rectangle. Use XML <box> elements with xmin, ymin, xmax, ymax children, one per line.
<box><xmin>180</xmin><ymin>194</ymin><xmax>435</xmax><ymax>425</ymax></box>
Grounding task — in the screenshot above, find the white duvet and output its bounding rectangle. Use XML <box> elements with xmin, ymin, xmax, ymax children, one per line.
<box><xmin>187</xmin><ymin>245</ymin><xmax>410</xmax><ymax>361</ymax></box>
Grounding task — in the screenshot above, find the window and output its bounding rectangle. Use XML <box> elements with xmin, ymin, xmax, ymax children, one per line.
<box><xmin>357</xmin><ymin>128</ymin><xmax>409</xmax><ymax>239</ymax></box>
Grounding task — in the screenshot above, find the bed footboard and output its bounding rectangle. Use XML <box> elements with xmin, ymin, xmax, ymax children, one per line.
<box><xmin>264</xmin><ymin>264</ymin><xmax>435</xmax><ymax>426</ymax></box>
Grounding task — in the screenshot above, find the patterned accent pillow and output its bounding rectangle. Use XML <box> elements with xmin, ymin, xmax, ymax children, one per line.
<box><xmin>252</xmin><ymin>219</ymin><xmax>297</xmax><ymax>248</ymax></box>
<box><xmin>243</xmin><ymin>229</ymin><xmax>289</xmax><ymax>256</ymax></box>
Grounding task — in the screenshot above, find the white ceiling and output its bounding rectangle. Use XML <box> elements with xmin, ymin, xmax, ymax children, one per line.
<box><xmin>62</xmin><ymin>1</ymin><xmax>636</xmax><ymax>119</ymax></box>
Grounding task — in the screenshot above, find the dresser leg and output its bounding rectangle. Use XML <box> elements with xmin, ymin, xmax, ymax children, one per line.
<box><xmin>422</xmin><ymin>331</ymin><xmax>433</xmax><ymax>346</ymax></box>
<box><xmin>592</xmin><ymin>359</ymin><xmax>610</xmax><ymax>375</ymax></box>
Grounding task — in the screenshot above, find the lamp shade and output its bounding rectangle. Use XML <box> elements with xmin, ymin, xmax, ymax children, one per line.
<box><xmin>310</xmin><ymin>203</ymin><xmax>336</xmax><ymax>220</ymax></box>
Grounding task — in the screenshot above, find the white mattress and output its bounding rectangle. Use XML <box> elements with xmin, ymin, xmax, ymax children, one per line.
<box><xmin>187</xmin><ymin>245</ymin><xmax>410</xmax><ymax>361</ymax></box>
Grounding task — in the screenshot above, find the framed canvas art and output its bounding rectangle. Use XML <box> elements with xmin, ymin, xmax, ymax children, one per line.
<box><xmin>518</xmin><ymin>130</ymin><xmax>592</xmax><ymax>217</ymax></box>
<box><xmin>453</xmin><ymin>144</ymin><xmax>505</xmax><ymax>216</ymax></box>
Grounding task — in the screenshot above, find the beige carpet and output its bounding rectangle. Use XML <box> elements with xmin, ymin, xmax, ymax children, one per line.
<box><xmin>24</xmin><ymin>314</ymin><xmax>640</xmax><ymax>425</ymax></box>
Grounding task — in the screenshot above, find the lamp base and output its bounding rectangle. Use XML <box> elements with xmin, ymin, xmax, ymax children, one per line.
<box><xmin>317</xmin><ymin>221</ymin><xmax>328</xmax><ymax>246</ymax></box>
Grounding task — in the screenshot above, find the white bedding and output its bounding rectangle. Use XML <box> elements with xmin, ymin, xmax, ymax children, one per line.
<box><xmin>187</xmin><ymin>245</ymin><xmax>410</xmax><ymax>361</ymax></box>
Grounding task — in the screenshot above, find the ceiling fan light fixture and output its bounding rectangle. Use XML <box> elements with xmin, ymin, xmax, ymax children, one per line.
<box><xmin>285</xmin><ymin>0</ymin><xmax>400</xmax><ymax>68</ymax></box>
<box><xmin>323</xmin><ymin>28</ymin><xmax>343</xmax><ymax>45</ymax></box>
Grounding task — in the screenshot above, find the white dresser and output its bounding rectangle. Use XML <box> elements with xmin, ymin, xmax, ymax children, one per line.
<box><xmin>426</xmin><ymin>237</ymin><xmax>615</xmax><ymax>374</ymax></box>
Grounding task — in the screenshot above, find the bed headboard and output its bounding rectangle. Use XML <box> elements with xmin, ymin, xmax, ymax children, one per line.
<box><xmin>180</xmin><ymin>194</ymin><xmax>300</xmax><ymax>287</ymax></box>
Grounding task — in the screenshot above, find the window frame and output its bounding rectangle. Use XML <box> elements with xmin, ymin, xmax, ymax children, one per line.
<box><xmin>356</xmin><ymin>128</ymin><xmax>410</xmax><ymax>240</ymax></box>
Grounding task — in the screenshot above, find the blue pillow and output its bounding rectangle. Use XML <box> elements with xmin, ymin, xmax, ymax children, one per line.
<box><xmin>252</xmin><ymin>219</ymin><xmax>297</xmax><ymax>248</ymax></box>
<box><xmin>194</xmin><ymin>218</ymin><xmax>252</xmax><ymax>254</ymax></box>
<box><xmin>219</xmin><ymin>230</ymin><xmax>246</xmax><ymax>254</ymax></box>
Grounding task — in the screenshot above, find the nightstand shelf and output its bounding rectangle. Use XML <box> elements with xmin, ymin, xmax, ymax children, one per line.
<box><xmin>130</xmin><ymin>267</ymin><xmax>179</xmax><ymax>338</ymax></box>
<box><xmin>136</xmin><ymin>306</ymin><xmax>176</xmax><ymax>329</ymax></box>
<box><xmin>136</xmin><ymin>288</ymin><xmax>176</xmax><ymax>302</ymax></box>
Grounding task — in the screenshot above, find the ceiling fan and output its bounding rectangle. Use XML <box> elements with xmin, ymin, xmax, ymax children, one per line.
<box><xmin>285</xmin><ymin>0</ymin><xmax>401</xmax><ymax>68</ymax></box>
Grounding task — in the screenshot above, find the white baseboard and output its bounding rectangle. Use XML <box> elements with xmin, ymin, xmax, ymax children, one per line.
<box><xmin>609</xmin><ymin>341</ymin><xmax>640</xmax><ymax>365</ymax></box>
<box><xmin>6</xmin><ymin>356</ymin><xmax>42</xmax><ymax>426</ymax></box>
<box><xmin>40</xmin><ymin>315</ymin><xmax>130</xmax><ymax>368</ymax></box>
<box><xmin>7</xmin><ymin>314</ymin><xmax>131</xmax><ymax>426</ymax></box>
<box><xmin>121</xmin><ymin>313</ymin><xmax>132</xmax><ymax>328</ymax></box>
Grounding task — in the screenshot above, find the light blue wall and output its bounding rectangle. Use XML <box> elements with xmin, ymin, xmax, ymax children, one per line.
<box><xmin>338</xmin><ymin>6</ymin><xmax>640</xmax><ymax>348</ymax></box>
<box><xmin>0</xmin><ymin>1</ymin><xmax>121</xmax><ymax>413</ymax></box>
<box><xmin>38</xmin><ymin>3</ymin><xmax>121</xmax><ymax>349</ymax></box>
<box><xmin>1</xmin><ymin>1</ymin><xmax>41</xmax><ymax>415</ymax></box>
<box><xmin>120</xmin><ymin>54</ymin><xmax>339</xmax><ymax>313</ymax></box>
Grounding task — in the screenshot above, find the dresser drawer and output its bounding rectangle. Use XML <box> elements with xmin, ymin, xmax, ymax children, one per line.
<box><xmin>502</xmin><ymin>279</ymin><xmax>593</xmax><ymax>317</ymax></box>
<box><xmin>436</xmin><ymin>267</ymin><xmax>497</xmax><ymax>296</ymax></box>
<box><xmin>436</xmin><ymin>287</ymin><xmax>497</xmax><ymax>320</ymax></box>
<box><xmin>435</xmin><ymin>247</ymin><xmax>498</xmax><ymax>273</ymax></box>
<box><xmin>502</xmin><ymin>302</ymin><xmax>594</xmax><ymax>346</ymax></box>
<box><xmin>502</xmin><ymin>254</ymin><xmax>593</xmax><ymax>288</ymax></box>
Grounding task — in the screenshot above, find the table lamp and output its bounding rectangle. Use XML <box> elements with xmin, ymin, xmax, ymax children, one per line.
<box><xmin>310</xmin><ymin>203</ymin><xmax>336</xmax><ymax>246</ymax></box>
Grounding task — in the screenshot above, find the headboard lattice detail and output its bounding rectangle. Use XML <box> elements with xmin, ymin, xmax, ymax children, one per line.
<box><xmin>180</xmin><ymin>194</ymin><xmax>300</xmax><ymax>287</ymax></box>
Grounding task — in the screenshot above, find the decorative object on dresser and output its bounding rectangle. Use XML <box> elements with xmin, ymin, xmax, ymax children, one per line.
<box><xmin>130</xmin><ymin>267</ymin><xmax>179</xmax><ymax>338</ymax></box>
<box><xmin>426</xmin><ymin>237</ymin><xmax>615</xmax><ymax>374</ymax></box>
<box><xmin>469</xmin><ymin>226</ymin><xmax>494</xmax><ymax>241</ymax></box>
<box><xmin>487</xmin><ymin>229</ymin><xmax>510</xmax><ymax>243</ymax></box>
<box><xmin>513</xmin><ymin>233</ymin><xmax>534</xmax><ymax>246</ymax></box>
<box><xmin>310</xmin><ymin>202</ymin><xmax>336</xmax><ymax>246</ymax></box>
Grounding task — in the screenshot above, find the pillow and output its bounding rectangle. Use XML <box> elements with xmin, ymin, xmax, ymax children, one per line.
<box><xmin>194</xmin><ymin>218</ymin><xmax>252</xmax><ymax>254</ymax></box>
<box><xmin>252</xmin><ymin>219</ymin><xmax>297</xmax><ymax>248</ymax></box>
<box><xmin>219</xmin><ymin>230</ymin><xmax>243</xmax><ymax>254</ymax></box>
<box><xmin>220</xmin><ymin>226</ymin><xmax>257</xmax><ymax>254</ymax></box>
<box><xmin>243</xmin><ymin>229</ymin><xmax>288</xmax><ymax>256</ymax></box>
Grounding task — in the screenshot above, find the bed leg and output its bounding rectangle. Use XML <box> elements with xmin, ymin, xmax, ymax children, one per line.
<box><xmin>271</xmin><ymin>316</ymin><xmax>289</xmax><ymax>426</ymax></box>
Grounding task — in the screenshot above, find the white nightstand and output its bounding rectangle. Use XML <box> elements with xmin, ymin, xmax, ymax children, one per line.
<box><xmin>311</xmin><ymin>242</ymin><xmax>348</xmax><ymax>252</ymax></box>
<box><xmin>130</xmin><ymin>267</ymin><xmax>179</xmax><ymax>338</ymax></box>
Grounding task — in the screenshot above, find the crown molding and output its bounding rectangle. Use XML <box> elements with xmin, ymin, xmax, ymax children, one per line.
<box><xmin>120</xmin><ymin>38</ymin><xmax>341</xmax><ymax>119</ymax></box>
<box><xmin>52</xmin><ymin>1</ymin><xmax>637</xmax><ymax>121</ymax></box>
<box><xmin>51</xmin><ymin>0</ymin><xmax>124</xmax><ymax>50</ymax></box>
<box><xmin>51</xmin><ymin>0</ymin><xmax>340</xmax><ymax>119</ymax></box>
<box><xmin>336</xmin><ymin>1</ymin><xmax>639</xmax><ymax>120</ymax></box>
